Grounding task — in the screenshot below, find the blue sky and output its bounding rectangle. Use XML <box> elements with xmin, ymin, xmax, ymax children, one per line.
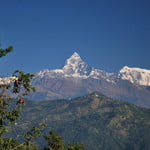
<box><xmin>0</xmin><ymin>0</ymin><xmax>150</xmax><ymax>75</ymax></box>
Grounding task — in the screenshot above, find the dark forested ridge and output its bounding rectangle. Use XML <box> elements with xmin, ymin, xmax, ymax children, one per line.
<box><xmin>14</xmin><ymin>92</ymin><xmax>150</xmax><ymax>150</ymax></box>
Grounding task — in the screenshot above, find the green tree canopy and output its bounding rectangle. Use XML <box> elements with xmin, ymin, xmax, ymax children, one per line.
<box><xmin>0</xmin><ymin>45</ymin><xmax>13</xmax><ymax>58</ymax></box>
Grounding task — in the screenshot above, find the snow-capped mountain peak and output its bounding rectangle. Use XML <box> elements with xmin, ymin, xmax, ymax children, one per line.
<box><xmin>35</xmin><ymin>53</ymin><xmax>150</xmax><ymax>86</ymax></box>
<box><xmin>62</xmin><ymin>52</ymin><xmax>93</xmax><ymax>76</ymax></box>
<box><xmin>35</xmin><ymin>52</ymin><xmax>113</xmax><ymax>80</ymax></box>
<box><xmin>70</xmin><ymin>52</ymin><xmax>81</xmax><ymax>59</ymax></box>
<box><xmin>119</xmin><ymin>66</ymin><xmax>150</xmax><ymax>86</ymax></box>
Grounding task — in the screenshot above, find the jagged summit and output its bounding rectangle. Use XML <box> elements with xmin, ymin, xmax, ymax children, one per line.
<box><xmin>70</xmin><ymin>52</ymin><xmax>81</xmax><ymax>59</ymax></box>
<box><xmin>62</xmin><ymin>52</ymin><xmax>93</xmax><ymax>76</ymax></box>
<box><xmin>63</xmin><ymin>52</ymin><xmax>83</xmax><ymax>69</ymax></box>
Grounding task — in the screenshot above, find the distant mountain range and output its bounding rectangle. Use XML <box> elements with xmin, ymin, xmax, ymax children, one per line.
<box><xmin>15</xmin><ymin>92</ymin><xmax>150</xmax><ymax>150</ymax></box>
<box><xmin>30</xmin><ymin>52</ymin><xmax>150</xmax><ymax>108</ymax></box>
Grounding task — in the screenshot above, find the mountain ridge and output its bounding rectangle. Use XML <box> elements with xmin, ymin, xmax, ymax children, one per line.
<box><xmin>30</xmin><ymin>52</ymin><xmax>150</xmax><ymax>108</ymax></box>
<box><xmin>35</xmin><ymin>52</ymin><xmax>150</xmax><ymax>86</ymax></box>
<box><xmin>1</xmin><ymin>52</ymin><xmax>150</xmax><ymax>107</ymax></box>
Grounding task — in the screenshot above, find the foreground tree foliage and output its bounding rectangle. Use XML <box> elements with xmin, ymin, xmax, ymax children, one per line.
<box><xmin>0</xmin><ymin>45</ymin><xmax>84</xmax><ymax>150</ymax></box>
<box><xmin>44</xmin><ymin>131</ymin><xmax>84</xmax><ymax>150</ymax></box>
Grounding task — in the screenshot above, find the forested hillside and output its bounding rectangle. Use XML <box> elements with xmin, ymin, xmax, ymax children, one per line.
<box><xmin>14</xmin><ymin>92</ymin><xmax>150</xmax><ymax>150</ymax></box>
